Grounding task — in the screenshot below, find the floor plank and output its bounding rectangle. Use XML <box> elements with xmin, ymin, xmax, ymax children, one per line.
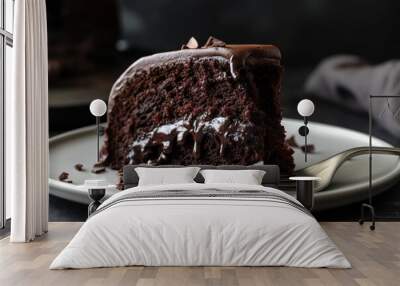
<box><xmin>0</xmin><ymin>222</ymin><xmax>399</xmax><ymax>286</ymax></box>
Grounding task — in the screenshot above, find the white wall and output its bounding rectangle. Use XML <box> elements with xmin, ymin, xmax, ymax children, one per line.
<box><xmin>5</xmin><ymin>0</ymin><xmax>14</xmax><ymax>33</ymax></box>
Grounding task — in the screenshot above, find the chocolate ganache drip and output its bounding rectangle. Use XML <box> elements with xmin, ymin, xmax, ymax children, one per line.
<box><xmin>126</xmin><ymin>113</ymin><xmax>257</xmax><ymax>165</ymax></box>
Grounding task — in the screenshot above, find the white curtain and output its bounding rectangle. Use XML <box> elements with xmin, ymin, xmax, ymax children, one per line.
<box><xmin>7</xmin><ymin>0</ymin><xmax>49</xmax><ymax>242</ymax></box>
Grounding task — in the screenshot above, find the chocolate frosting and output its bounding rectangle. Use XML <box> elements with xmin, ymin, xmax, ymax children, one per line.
<box><xmin>108</xmin><ymin>37</ymin><xmax>281</xmax><ymax>114</ymax></box>
<box><xmin>126</xmin><ymin>114</ymin><xmax>258</xmax><ymax>165</ymax></box>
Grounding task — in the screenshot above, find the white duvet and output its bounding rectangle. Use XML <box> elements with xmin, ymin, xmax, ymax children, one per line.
<box><xmin>50</xmin><ymin>183</ymin><xmax>350</xmax><ymax>269</ymax></box>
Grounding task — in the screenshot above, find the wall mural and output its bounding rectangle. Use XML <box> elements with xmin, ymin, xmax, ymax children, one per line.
<box><xmin>47</xmin><ymin>0</ymin><xmax>400</xmax><ymax>222</ymax></box>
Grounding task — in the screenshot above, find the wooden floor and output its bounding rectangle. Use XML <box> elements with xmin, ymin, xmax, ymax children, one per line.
<box><xmin>0</xmin><ymin>222</ymin><xmax>399</xmax><ymax>286</ymax></box>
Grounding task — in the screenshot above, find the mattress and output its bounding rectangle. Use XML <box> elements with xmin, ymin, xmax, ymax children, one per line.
<box><xmin>50</xmin><ymin>183</ymin><xmax>350</xmax><ymax>269</ymax></box>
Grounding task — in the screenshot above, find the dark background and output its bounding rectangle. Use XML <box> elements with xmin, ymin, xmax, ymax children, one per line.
<box><xmin>46</xmin><ymin>0</ymin><xmax>400</xmax><ymax>221</ymax></box>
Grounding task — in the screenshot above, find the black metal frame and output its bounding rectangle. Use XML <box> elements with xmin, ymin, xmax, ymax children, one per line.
<box><xmin>96</xmin><ymin>116</ymin><xmax>100</xmax><ymax>162</ymax></box>
<box><xmin>298</xmin><ymin>116</ymin><xmax>310</xmax><ymax>162</ymax></box>
<box><xmin>304</xmin><ymin>117</ymin><xmax>309</xmax><ymax>162</ymax></box>
<box><xmin>359</xmin><ymin>95</ymin><xmax>400</xmax><ymax>231</ymax></box>
<box><xmin>0</xmin><ymin>0</ymin><xmax>14</xmax><ymax>229</ymax></box>
<box><xmin>295</xmin><ymin>179</ymin><xmax>314</xmax><ymax>210</ymax></box>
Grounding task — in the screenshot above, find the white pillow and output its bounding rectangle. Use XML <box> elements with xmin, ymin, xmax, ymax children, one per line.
<box><xmin>200</xmin><ymin>169</ymin><xmax>266</xmax><ymax>185</ymax></box>
<box><xmin>135</xmin><ymin>167</ymin><xmax>200</xmax><ymax>186</ymax></box>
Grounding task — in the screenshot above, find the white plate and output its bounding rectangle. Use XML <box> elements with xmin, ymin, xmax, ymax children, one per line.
<box><xmin>49</xmin><ymin>118</ymin><xmax>400</xmax><ymax>210</ymax></box>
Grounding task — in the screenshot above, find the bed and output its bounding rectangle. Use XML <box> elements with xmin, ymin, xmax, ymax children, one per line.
<box><xmin>50</xmin><ymin>165</ymin><xmax>350</xmax><ymax>269</ymax></box>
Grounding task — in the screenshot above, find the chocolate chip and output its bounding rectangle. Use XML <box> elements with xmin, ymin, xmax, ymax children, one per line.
<box><xmin>187</xmin><ymin>37</ymin><xmax>199</xmax><ymax>49</ymax></box>
<box><xmin>287</xmin><ymin>135</ymin><xmax>315</xmax><ymax>153</ymax></box>
<box><xmin>93</xmin><ymin>161</ymin><xmax>104</xmax><ymax>168</ymax></box>
<box><xmin>203</xmin><ymin>36</ymin><xmax>226</xmax><ymax>48</ymax></box>
<box><xmin>58</xmin><ymin>172</ymin><xmax>69</xmax><ymax>181</ymax></box>
<box><xmin>301</xmin><ymin>144</ymin><xmax>315</xmax><ymax>153</ymax></box>
<box><xmin>74</xmin><ymin>163</ymin><xmax>84</xmax><ymax>171</ymax></box>
<box><xmin>91</xmin><ymin>166</ymin><xmax>106</xmax><ymax>174</ymax></box>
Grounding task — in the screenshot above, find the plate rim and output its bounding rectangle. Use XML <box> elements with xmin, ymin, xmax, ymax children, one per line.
<box><xmin>49</xmin><ymin>119</ymin><xmax>398</xmax><ymax>208</ymax></box>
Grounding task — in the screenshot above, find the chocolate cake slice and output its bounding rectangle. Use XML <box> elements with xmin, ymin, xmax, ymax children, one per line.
<box><xmin>101</xmin><ymin>37</ymin><xmax>294</xmax><ymax>173</ymax></box>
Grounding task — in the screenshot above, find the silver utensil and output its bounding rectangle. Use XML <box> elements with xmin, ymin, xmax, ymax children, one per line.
<box><xmin>297</xmin><ymin>147</ymin><xmax>400</xmax><ymax>192</ymax></box>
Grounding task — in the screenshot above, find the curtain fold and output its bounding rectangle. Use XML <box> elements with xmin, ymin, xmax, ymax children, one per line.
<box><xmin>8</xmin><ymin>0</ymin><xmax>49</xmax><ymax>242</ymax></box>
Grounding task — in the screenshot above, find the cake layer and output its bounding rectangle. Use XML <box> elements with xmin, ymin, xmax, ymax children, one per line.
<box><xmin>108</xmin><ymin>41</ymin><xmax>281</xmax><ymax>114</ymax></box>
